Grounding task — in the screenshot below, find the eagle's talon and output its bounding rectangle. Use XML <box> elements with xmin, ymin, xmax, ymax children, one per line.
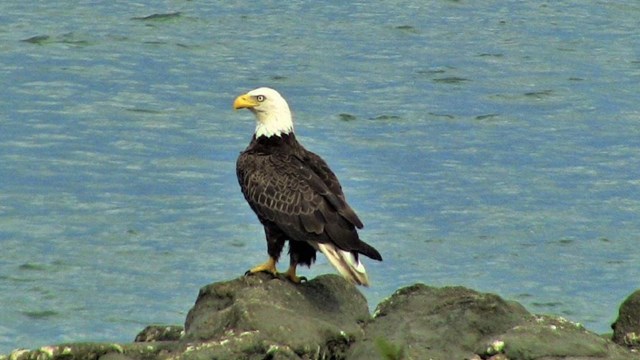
<box><xmin>246</xmin><ymin>257</ymin><xmax>278</xmax><ymax>278</ymax></box>
<box><xmin>280</xmin><ymin>264</ymin><xmax>306</xmax><ymax>284</ymax></box>
<box><xmin>278</xmin><ymin>273</ymin><xmax>305</xmax><ymax>284</ymax></box>
<box><xmin>245</xmin><ymin>269</ymin><xmax>277</xmax><ymax>278</ymax></box>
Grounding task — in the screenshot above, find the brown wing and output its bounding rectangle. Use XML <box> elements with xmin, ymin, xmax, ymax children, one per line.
<box><xmin>296</xmin><ymin>150</ymin><xmax>364</xmax><ymax>229</ymax></box>
<box><xmin>236</xmin><ymin>150</ymin><xmax>379</xmax><ymax>259</ymax></box>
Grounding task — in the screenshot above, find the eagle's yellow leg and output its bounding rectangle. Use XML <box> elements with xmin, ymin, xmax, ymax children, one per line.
<box><xmin>246</xmin><ymin>258</ymin><xmax>307</xmax><ymax>284</ymax></box>
<box><xmin>247</xmin><ymin>257</ymin><xmax>278</xmax><ymax>276</ymax></box>
<box><xmin>281</xmin><ymin>263</ymin><xmax>307</xmax><ymax>284</ymax></box>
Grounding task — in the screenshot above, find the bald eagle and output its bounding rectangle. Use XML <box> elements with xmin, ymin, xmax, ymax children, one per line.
<box><xmin>233</xmin><ymin>87</ymin><xmax>382</xmax><ymax>286</ymax></box>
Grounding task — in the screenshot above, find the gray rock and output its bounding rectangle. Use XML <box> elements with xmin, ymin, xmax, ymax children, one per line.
<box><xmin>183</xmin><ymin>272</ymin><xmax>369</xmax><ymax>359</ymax></box>
<box><xmin>99</xmin><ymin>353</ymin><xmax>136</xmax><ymax>360</ymax></box>
<box><xmin>135</xmin><ymin>325</ymin><xmax>184</xmax><ymax>342</ymax></box>
<box><xmin>492</xmin><ymin>315</ymin><xmax>635</xmax><ymax>360</ymax></box>
<box><xmin>347</xmin><ymin>284</ymin><xmax>532</xmax><ymax>359</ymax></box>
<box><xmin>348</xmin><ymin>283</ymin><xmax>638</xmax><ymax>360</ymax></box>
<box><xmin>612</xmin><ymin>290</ymin><xmax>640</xmax><ymax>349</ymax></box>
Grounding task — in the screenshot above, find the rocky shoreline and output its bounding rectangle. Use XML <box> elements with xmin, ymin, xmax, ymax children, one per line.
<box><xmin>2</xmin><ymin>273</ymin><xmax>639</xmax><ymax>360</ymax></box>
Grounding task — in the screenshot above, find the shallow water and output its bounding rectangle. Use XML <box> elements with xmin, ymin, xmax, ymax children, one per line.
<box><xmin>1</xmin><ymin>0</ymin><xmax>640</xmax><ymax>352</ymax></box>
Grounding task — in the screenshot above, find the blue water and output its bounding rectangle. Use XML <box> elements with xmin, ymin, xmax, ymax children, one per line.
<box><xmin>1</xmin><ymin>1</ymin><xmax>640</xmax><ymax>353</ymax></box>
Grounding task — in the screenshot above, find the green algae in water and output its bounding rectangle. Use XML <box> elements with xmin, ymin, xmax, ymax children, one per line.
<box><xmin>21</xmin><ymin>35</ymin><xmax>51</xmax><ymax>45</ymax></box>
<box><xmin>338</xmin><ymin>113</ymin><xmax>357</xmax><ymax>122</ymax></box>
<box><xmin>18</xmin><ymin>263</ymin><xmax>47</xmax><ymax>271</ymax></box>
<box><xmin>132</xmin><ymin>12</ymin><xmax>182</xmax><ymax>21</ymax></box>
<box><xmin>432</xmin><ymin>76</ymin><xmax>470</xmax><ymax>84</ymax></box>
<box><xmin>21</xmin><ymin>310</ymin><xmax>60</xmax><ymax>319</ymax></box>
<box><xmin>370</xmin><ymin>115</ymin><xmax>402</xmax><ymax>121</ymax></box>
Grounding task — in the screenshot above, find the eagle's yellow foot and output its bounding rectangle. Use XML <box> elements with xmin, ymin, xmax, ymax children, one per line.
<box><xmin>245</xmin><ymin>257</ymin><xmax>278</xmax><ymax>277</ymax></box>
<box><xmin>281</xmin><ymin>264</ymin><xmax>307</xmax><ymax>284</ymax></box>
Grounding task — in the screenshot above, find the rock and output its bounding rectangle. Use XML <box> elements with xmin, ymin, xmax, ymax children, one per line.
<box><xmin>2</xmin><ymin>275</ymin><xmax>639</xmax><ymax>360</ymax></box>
<box><xmin>183</xmin><ymin>272</ymin><xmax>369</xmax><ymax>359</ymax></box>
<box><xmin>347</xmin><ymin>284</ymin><xmax>532</xmax><ymax>359</ymax></box>
<box><xmin>348</xmin><ymin>283</ymin><xmax>638</xmax><ymax>360</ymax></box>
<box><xmin>493</xmin><ymin>315</ymin><xmax>635</xmax><ymax>359</ymax></box>
<box><xmin>612</xmin><ymin>290</ymin><xmax>640</xmax><ymax>349</ymax></box>
<box><xmin>134</xmin><ymin>325</ymin><xmax>184</xmax><ymax>342</ymax></box>
<box><xmin>99</xmin><ymin>353</ymin><xmax>135</xmax><ymax>360</ymax></box>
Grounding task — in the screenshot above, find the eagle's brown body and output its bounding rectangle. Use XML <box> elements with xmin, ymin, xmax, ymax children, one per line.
<box><xmin>237</xmin><ymin>133</ymin><xmax>382</xmax><ymax>271</ymax></box>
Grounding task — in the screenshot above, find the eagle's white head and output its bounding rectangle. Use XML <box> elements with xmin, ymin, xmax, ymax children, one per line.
<box><xmin>233</xmin><ymin>87</ymin><xmax>294</xmax><ymax>138</ymax></box>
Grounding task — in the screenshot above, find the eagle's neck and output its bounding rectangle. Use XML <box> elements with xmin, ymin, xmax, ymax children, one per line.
<box><xmin>253</xmin><ymin>108</ymin><xmax>294</xmax><ymax>138</ymax></box>
<box><xmin>252</xmin><ymin>132</ymin><xmax>299</xmax><ymax>149</ymax></box>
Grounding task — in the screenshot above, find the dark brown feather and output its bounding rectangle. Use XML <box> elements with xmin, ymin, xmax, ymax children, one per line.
<box><xmin>236</xmin><ymin>133</ymin><xmax>382</xmax><ymax>264</ymax></box>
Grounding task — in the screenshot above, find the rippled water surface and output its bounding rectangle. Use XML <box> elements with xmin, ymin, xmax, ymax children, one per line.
<box><xmin>1</xmin><ymin>1</ymin><xmax>640</xmax><ymax>352</ymax></box>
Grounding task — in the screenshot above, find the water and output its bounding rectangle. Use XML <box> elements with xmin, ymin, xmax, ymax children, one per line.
<box><xmin>1</xmin><ymin>0</ymin><xmax>639</xmax><ymax>353</ymax></box>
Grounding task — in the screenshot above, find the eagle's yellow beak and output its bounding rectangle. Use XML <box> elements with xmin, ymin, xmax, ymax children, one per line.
<box><xmin>233</xmin><ymin>93</ymin><xmax>259</xmax><ymax>110</ymax></box>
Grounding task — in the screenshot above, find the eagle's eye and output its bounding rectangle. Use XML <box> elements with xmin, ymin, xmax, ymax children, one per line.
<box><xmin>256</xmin><ymin>95</ymin><xmax>266</xmax><ymax>102</ymax></box>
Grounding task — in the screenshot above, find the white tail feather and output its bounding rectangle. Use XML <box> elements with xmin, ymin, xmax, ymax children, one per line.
<box><xmin>317</xmin><ymin>243</ymin><xmax>370</xmax><ymax>286</ymax></box>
